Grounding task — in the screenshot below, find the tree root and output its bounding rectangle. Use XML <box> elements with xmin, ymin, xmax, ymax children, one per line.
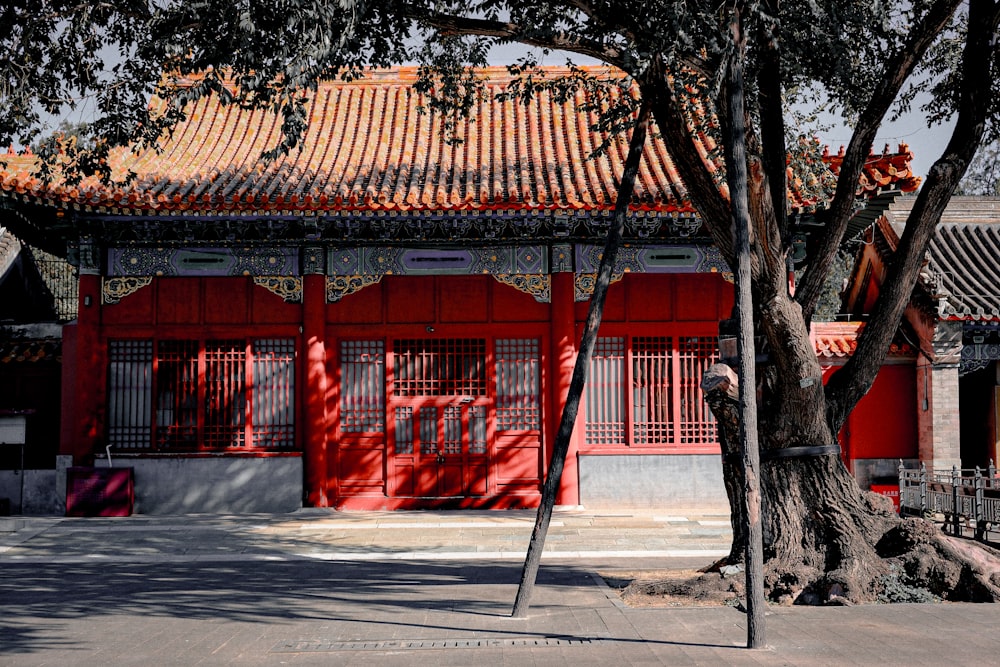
<box><xmin>620</xmin><ymin>518</ymin><xmax>1000</xmax><ymax>608</ymax></box>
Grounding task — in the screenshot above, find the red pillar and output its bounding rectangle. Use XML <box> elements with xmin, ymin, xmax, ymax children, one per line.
<box><xmin>68</xmin><ymin>273</ymin><xmax>103</xmax><ymax>464</ymax></box>
<box><xmin>302</xmin><ymin>272</ymin><xmax>329</xmax><ymax>507</ymax></box>
<box><xmin>550</xmin><ymin>271</ymin><xmax>581</xmax><ymax>506</ymax></box>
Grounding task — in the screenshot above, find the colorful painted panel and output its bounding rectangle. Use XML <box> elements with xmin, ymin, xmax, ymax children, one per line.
<box><xmin>107</xmin><ymin>247</ymin><xmax>299</xmax><ymax>277</ymax></box>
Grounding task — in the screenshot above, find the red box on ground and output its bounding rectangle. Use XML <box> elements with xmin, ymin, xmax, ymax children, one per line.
<box><xmin>66</xmin><ymin>467</ymin><xmax>134</xmax><ymax>517</ymax></box>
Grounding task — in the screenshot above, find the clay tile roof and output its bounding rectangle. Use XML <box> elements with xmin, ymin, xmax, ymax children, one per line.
<box><xmin>0</xmin><ymin>67</ymin><xmax>693</xmax><ymax>215</ymax></box>
<box><xmin>811</xmin><ymin>321</ymin><xmax>914</xmax><ymax>358</ymax></box>
<box><xmin>0</xmin><ymin>67</ymin><xmax>922</xmax><ymax>217</ymax></box>
<box><xmin>866</xmin><ymin>196</ymin><xmax>1000</xmax><ymax>321</ymax></box>
<box><xmin>0</xmin><ymin>339</ymin><xmax>62</xmax><ymax>364</ymax></box>
<box><xmin>825</xmin><ymin>143</ymin><xmax>922</xmax><ymax>197</ymax></box>
<box><xmin>915</xmin><ymin>197</ymin><xmax>1000</xmax><ymax>321</ymax></box>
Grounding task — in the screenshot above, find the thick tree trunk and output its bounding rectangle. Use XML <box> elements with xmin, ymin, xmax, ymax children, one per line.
<box><xmin>704</xmin><ymin>290</ymin><xmax>1000</xmax><ymax>603</ymax></box>
<box><xmin>702</xmin><ymin>362</ymin><xmax>748</xmax><ymax>564</ymax></box>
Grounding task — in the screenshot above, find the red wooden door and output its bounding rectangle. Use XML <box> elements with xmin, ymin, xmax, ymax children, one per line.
<box><xmin>388</xmin><ymin>338</ymin><xmax>491</xmax><ymax>499</ymax></box>
<box><xmin>391</xmin><ymin>399</ymin><xmax>488</xmax><ymax>498</ymax></box>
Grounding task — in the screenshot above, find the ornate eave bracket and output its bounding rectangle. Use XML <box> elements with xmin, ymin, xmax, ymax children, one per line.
<box><xmin>493</xmin><ymin>274</ymin><xmax>551</xmax><ymax>303</ymax></box>
<box><xmin>327</xmin><ymin>274</ymin><xmax>385</xmax><ymax>303</ymax></box>
<box><xmin>574</xmin><ymin>271</ymin><xmax>626</xmax><ymax>302</ymax></box>
<box><xmin>102</xmin><ymin>276</ymin><xmax>153</xmax><ymax>305</ymax></box>
<box><xmin>253</xmin><ymin>276</ymin><xmax>303</xmax><ymax>303</ymax></box>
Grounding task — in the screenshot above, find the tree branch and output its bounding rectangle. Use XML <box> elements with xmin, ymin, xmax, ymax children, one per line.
<box><xmin>406</xmin><ymin>6</ymin><xmax>628</xmax><ymax>70</ymax></box>
<box><xmin>795</xmin><ymin>0</ymin><xmax>963</xmax><ymax>322</ymax></box>
<box><xmin>755</xmin><ymin>0</ymin><xmax>788</xmax><ymax>242</ymax></box>
<box><xmin>643</xmin><ymin>56</ymin><xmax>735</xmax><ymax>261</ymax></box>
<box><xmin>825</xmin><ymin>0</ymin><xmax>1000</xmax><ymax>429</ymax></box>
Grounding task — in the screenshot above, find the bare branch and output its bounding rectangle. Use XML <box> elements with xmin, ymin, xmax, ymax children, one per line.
<box><xmin>407</xmin><ymin>6</ymin><xmax>628</xmax><ymax>69</ymax></box>
<box><xmin>795</xmin><ymin>0</ymin><xmax>963</xmax><ymax>322</ymax></box>
<box><xmin>825</xmin><ymin>0</ymin><xmax>1000</xmax><ymax>430</ymax></box>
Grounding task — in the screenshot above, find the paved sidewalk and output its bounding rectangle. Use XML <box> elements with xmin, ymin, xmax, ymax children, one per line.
<box><xmin>1</xmin><ymin>508</ymin><xmax>999</xmax><ymax>666</ymax></box>
<box><xmin>0</xmin><ymin>508</ymin><xmax>733</xmax><ymax>564</ymax></box>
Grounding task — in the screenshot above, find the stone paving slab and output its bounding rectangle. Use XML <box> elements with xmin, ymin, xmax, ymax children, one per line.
<box><xmin>2</xmin><ymin>557</ymin><xmax>1000</xmax><ymax>666</ymax></box>
<box><xmin>0</xmin><ymin>508</ymin><xmax>734</xmax><ymax>564</ymax></box>
<box><xmin>2</xmin><ymin>509</ymin><xmax>999</xmax><ymax>665</ymax></box>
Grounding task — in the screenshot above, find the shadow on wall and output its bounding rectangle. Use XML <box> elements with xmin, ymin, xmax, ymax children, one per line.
<box><xmin>93</xmin><ymin>456</ymin><xmax>303</xmax><ymax>514</ymax></box>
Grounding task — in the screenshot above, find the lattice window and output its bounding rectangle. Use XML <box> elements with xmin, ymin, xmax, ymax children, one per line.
<box><xmin>107</xmin><ymin>340</ymin><xmax>153</xmax><ymax>449</ymax></box>
<box><xmin>443</xmin><ymin>405</ymin><xmax>463</xmax><ymax>454</ymax></box>
<box><xmin>633</xmin><ymin>337</ymin><xmax>673</xmax><ymax>445</ymax></box>
<box><xmin>583</xmin><ymin>334</ymin><xmax>717</xmax><ymax>449</ymax></box>
<box><xmin>156</xmin><ymin>340</ymin><xmax>200</xmax><ymax>448</ymax></box>
<box><xmin>252</xmin><ymin>339</ymin><xmax>296</xmax><ymax>448</ymax></box>
<box><xmin>340</xmin><ymin>340</ymin><xmax>385</xmax><ymax>433</ymax></box>
<box><xmin>419</xmin><ymin>406</ymin><xmax>437</xmax><ymax>454</ymax></box>
<box><xmin>495</xmin><ymin>338</ymin><xmax>540</xmax><ymax>431</ymax></box>
<box><xmin>469</xmin><ymin>405</ymin><xmax>487</xmax><ymax>454</ymax></box>
<box><xmin>585</xmin><ymin>337</ymin><xmax>626</xmax><ymax>445</ymax></box>
<box><xmin>677</xmin><ymin>337</ymin><xmax>718</xmax><ymax>444</ymax></box>
<box><xmin>203</xmin><ymin>340</ymin><xmax>247</xmax><ymax>448</ymax></box>
<box><xmin>394</xmin><ymin>406</ymin><xmax>414</xmax><ymax>454</ymax></box>
<box><xmin>393</xmin><ymin>338</ymin><xmax>486</xmax><ymax>396</ymax></box>
<box><xmin>107</xmin><ymin>338</ymin><xmax>295</xmax><ymax>451</ymax></box>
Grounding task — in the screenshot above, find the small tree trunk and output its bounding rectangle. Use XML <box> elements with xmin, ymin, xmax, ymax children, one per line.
<box><xmin>511</xmin><ymin>102</ymin><xmax>652</xmax><ymax>617</ymax></box>
<box><xmin>722</xmin><ymin>10</ymin><xmax>766</xmax><ymax>646</ymax></box>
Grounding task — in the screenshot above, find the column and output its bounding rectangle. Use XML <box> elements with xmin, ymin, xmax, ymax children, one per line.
<box><xmin>65</xmin><ymin>239</ymin><xmax>103</xmax><ymax>465</ymax></box>
<box><xmin>921</xmin><ymin>321</ymin><xmax>963</xmax><ymax>470</ymax></box>
<box><xmin>550</xmin><ymin>245</ymin><xmax>581</xmax><ymax>505</ymax></box>
<box><xmin>302</xmin><ymin>247</ymin><xmax>329</xmax><ymax>507</ymax></box>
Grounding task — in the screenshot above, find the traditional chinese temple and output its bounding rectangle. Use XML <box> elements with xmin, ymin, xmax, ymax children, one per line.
<box><xmin>0</xmin><ymin>67</ymin><xmax>921</xmax><ymax>513</ymax></box>
<box><xmin>845</xmin><ymin>195</ymin><xmax>1000</xmax><ymax>476</ymax></box>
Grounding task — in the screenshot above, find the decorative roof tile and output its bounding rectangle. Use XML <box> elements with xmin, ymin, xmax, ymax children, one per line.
<box><xmin>824</xmin><ymin>144</ymin><xmax>922</xmax><ymax>197</ymax></box>
<box><xmin>872</xmin><ymin>196</ymin><xmax>1000</xmax><ymax>321</ymax></box>
<box><xmin>0</xmin><ymin>339</ymin><xmax>62</xmax><ymax>363</ymax></box>
<box><xmin>1</xmin><ymin>67</ymin><xmax>920</xmax><ymax>218</ymax></box>
<box><xmin>811</xmin><ymin>321</ymin><xmax>914</xmax><ymax>358</ymax></box>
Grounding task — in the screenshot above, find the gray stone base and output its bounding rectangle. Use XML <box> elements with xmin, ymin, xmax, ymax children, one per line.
<box><xmin>0</xmin><ymin>470</ymin><xmax>61</xmax><ymax>515</ymax></box>
<box><xmin>853</xmin><ymin>458</ymin><xmax>917</xmax><ymax>492</ymax></box>
<box><xmin>94</xmin><ymin>456</ymin><xmax>303</xmax><ymax>515</ymax></box>
<box><xmin>578</xmin><ymin>454</ymin><xmax>729</xmax><ymax>510</ymax></box>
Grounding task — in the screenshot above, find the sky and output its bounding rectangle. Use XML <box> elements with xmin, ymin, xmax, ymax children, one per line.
<box><xmin>493</xmin><ymin>45</ymin><xmax>955</xmax><ymax>181</ymax></box>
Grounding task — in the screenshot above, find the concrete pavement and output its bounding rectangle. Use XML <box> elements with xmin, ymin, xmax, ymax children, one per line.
<box><xmin>1</xmin><ymin>508</ymin><xmax>999</xmax><ymax>665</ymax></box>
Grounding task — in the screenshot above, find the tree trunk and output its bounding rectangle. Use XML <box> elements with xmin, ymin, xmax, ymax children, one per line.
<box><xmin>511</xmin><ymin>102</ymin><xmax>652</xmax><ymax>617</ymax></box>
<box><xmin>702</xmin><ymin>362</ymin><xmax>748</xmax><ymax>564</ymax></box>
<box><xmin>706</xmin><ymin>289</ymin><xmax>1000</xmax><ymax>603</ymax></box>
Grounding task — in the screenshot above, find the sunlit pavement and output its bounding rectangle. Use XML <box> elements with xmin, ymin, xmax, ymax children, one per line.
<box><xmin>2</xmin><ymin>509</ymin><xmax>999</xmax><ymax>666</ymax></box>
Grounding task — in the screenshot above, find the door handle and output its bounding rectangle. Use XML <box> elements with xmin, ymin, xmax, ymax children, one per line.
<box><xmin>436</xmin><ymin>453</ymin><xmax>445</xmax><ymax>465</ymax></box>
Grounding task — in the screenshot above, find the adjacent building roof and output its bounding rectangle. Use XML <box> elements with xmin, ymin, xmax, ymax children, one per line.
<box><xmin>876</xmin><ymin>196</ymin><xmax>1000</xmax><ymax>320</ymax></box>
<box><xmin>1</xmin><ymin>67</ymin><xmax>919</xmax><ymax>221</ymax></box>
<box><xmin>812</xmin><ymin>321</ymin><xmax>915</xmax><ymax>359</ymax></box>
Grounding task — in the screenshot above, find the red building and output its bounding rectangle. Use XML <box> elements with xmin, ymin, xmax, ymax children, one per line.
<box><xmin>845</xmin><ymin>195</ymin><xmax>1000</xmax><ymax>475</ymax></box>
<box><xmin>0</xmin><ymin>67</ymin><xmax>921</xmax><ymax>513</ymax></box>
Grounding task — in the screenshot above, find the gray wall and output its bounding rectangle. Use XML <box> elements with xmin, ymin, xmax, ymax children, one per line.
<box><xmin>94</xmin><ymin>456</ymin><xmax>303</xmax><ymax>514</ymax></box>
<box><xmin>578</xmin><ymin>454</ymin><xmax>729</xmax><ymax>510</ymax></box>
<box><xmin>853</xmin><ymin>457</ymin><xmax>916</xmax><ymax>492</ymax></box>
<box><xmin>0</xmin><ymin>469</ymin><xmax>62</xmax><ymax>515</ymax></box>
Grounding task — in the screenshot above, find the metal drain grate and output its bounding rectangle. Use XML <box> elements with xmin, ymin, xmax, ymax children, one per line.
<box><xmin>273</xmin><ymin>636</ymin><xmax>602</xmax><ymax>652</ymax></box>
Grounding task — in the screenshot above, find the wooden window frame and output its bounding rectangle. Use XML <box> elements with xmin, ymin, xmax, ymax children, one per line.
<box><xmin>582</xmin><ymin>327</ymin><xmax>720</xmax><ymax>455</ymax></box>
<box><xmin>106</xmin><ymin>337</ymin><xmax>296</xmax><ymax>453</ymax></box>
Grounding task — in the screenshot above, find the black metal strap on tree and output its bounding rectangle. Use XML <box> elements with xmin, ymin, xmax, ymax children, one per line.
<box><xmin>760</xmin><ymin>445</ymin><xmax>841</xmax><ymax>462</ymax></box>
